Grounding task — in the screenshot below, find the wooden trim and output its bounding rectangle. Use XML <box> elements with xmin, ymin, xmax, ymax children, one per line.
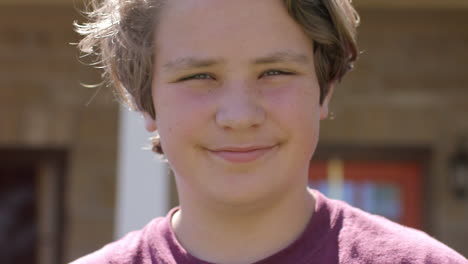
<box><xmin>0</xmin><ymin>147</ymin><xmax>67</xmax><ymax>264</ymax></box>
<box><xmin>0</xmin><ymin>0</ymin><xmax>71</xmax><ymax>6</ymax></box>
<box><xmin>311</xmin><ymin>144</ymin><xmax>432</xmax><ymax>231</ymax></box>
<box><xmin>354</xmin><ymin>0</ymin><xmax>468</xmax><ymax>9</ymax></box>
<box><xmin>314</xmin><ymin>143</ymin><xmax>431</xmax><ymax>162</ymax></box>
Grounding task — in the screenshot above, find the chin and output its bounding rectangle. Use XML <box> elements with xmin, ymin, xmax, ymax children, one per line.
<box><xmin>204</xmin><ymin>172</ymin><xmax>288</xmax><ymax>207</ymax></box>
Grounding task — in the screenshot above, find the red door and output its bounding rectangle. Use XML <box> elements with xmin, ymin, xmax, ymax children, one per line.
<box><xmin>309</xmin><ymin>159</ymin><xmax>423</xmax><ymax>229</ymax></box>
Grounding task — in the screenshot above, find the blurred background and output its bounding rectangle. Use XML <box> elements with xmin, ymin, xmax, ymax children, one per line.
<box><xmin>0</xmin><ymin>0</ymin><xmax>467</xmax><ymax>263</ymax></box>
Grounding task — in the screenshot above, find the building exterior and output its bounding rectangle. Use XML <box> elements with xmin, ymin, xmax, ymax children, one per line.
<box><xmin>0</xmin><ymin>0</ymin><xmax>467</xmax><ymax>263</ymax></box>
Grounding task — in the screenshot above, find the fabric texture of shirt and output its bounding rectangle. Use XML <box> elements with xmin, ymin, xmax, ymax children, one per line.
<box><xmin>70</xmin><ymin>190</ymin><xmax>467</xmax><ymax>264</ymax></box>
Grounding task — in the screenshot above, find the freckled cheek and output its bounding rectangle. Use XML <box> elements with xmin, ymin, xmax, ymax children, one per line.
<box><xmin>264</xmin><ymin>84</ymin><xmax>321</xmax><ymax>159</ymax></box>
<box><xmin>155</xmin><ymin>89</ymin><xmax>215</xmax><ymax>144</ymax></box>
<box><xmin>263</xmin><ymin>84</ymin><xmax>321</xmax><ymax>124</ymax></box>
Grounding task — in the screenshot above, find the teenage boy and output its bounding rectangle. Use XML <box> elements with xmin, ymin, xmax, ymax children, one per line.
<box><xmin>72</xmin><ymin>0</ymin><xmax>467</xmax><ymax>263</ymax></box>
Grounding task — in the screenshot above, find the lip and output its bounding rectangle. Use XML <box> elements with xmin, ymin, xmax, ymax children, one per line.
<box><xmin>207</xmin><ymin>145</ymin><xmax>278</xmax><ymax>163</ymax></box>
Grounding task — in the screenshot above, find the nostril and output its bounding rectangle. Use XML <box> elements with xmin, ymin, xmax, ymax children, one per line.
<box><xmin>215</xmin><ymin>103</ymin><xmax>266</xmax><ymax>130</ymax></box>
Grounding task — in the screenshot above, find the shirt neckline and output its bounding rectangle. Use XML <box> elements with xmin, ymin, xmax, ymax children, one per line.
<box><xmin>157</xmin><ymin>189</ymin><xmax>339</xmax><ymax>264</ymax></box>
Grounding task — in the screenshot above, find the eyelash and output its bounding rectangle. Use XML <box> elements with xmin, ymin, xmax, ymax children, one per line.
<box><xmin>179</xmin><ymin>73</ymin><xmax>213</xmax><ymax>81</ymax></box>
<box><xmin>261</xmin><ymin>70</ymin><xmax>294</xmax><ymax>77</ymax></box>
<box><xmin>178</xmin><ymin>70</ymin><xmax>294</xmax><ymax>82</ymax></box>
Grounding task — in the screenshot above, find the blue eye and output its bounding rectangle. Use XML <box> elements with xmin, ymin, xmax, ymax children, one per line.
<box><xmin>179</xmin><ymin>73</ymin><xmax>213</xmax><ymax>81</ymax></box>
<box><xmin>262</xmin><ymin>70</ymin><xmax>293</xmax><ymax>77</ymax></box>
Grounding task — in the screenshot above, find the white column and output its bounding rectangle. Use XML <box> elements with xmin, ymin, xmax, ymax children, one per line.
<box><xmin>115</xmin><ymin>107</ymin><xmax>169</xmax><ymax>239</ymax></box>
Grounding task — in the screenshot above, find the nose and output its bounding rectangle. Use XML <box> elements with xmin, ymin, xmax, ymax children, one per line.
<box><xmin>215</xmin><ymin>84</ymin><xmax>266</xmax><ymax>130</ymax></box>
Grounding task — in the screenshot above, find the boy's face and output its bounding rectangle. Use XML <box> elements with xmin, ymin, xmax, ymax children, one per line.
<box><xmin>146</xmin><ymin>0</ymin><xmax>332</xmax><ymax>205</ymax></box>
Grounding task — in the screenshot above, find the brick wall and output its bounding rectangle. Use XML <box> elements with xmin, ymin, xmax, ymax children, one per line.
<box><xmin>0</xmin><ymin>6</ymin><xmax>118</xmax><ymax>262</ymax></box>
<box><xmin>322</xmin><ymin>8</ymin><xmax>468</xmax><ymax>255</ymax></box>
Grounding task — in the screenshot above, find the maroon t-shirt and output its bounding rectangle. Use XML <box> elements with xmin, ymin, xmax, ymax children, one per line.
<box><xmin>71</xmin><ymin>190</ymin><xmax>467</xmax><ymax>264</ymax></box>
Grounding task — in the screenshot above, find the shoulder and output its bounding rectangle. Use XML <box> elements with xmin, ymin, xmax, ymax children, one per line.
<box><xmin>331</xmin><ymin>199</ymin><xmax>467</xmax><ymax>263</ymax></box>
<box><xmin>69</xmin><ymin>217</ymin><xmax>165</xmax><ymax>264</ymax></box>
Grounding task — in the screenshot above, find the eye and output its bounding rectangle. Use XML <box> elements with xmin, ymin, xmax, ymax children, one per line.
<box><xmin>179</xmin><ymin>73</ymin><xmax>214</xmax><ymax>82</ymax></box>
<box><xmin>260</xmin><ymin>70</ymin><xmax>294</xmax><ymax>78</ymax></box>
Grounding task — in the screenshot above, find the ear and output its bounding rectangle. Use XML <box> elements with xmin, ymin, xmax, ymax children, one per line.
<box><xmin>320</xmin><ymin>83</ymin><xmax>335</xmax><ymax>120</ymax></box>
<box><xmin>142</xmin><ymin>112</ymin><xmax>157</xmax><ymax>132</ymax></box>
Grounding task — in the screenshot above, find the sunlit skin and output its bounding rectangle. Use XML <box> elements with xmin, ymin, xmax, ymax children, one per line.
<box><xmin>143</xmin><ymin>0</ymin><xmax>334</xmax><ymax>263</ymax></box>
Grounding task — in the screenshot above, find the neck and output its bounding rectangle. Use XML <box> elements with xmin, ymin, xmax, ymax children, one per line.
<box><xmin>171</xmin><ymin>187</ymin><xmax>315</xmax><ymax>264</ymax></box>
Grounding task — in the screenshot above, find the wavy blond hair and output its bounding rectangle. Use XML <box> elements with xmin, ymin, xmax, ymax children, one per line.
<box><xmin>75</xmin><ymin>0</ymin><xmax>360</xmax><ymax>154</ymax></box>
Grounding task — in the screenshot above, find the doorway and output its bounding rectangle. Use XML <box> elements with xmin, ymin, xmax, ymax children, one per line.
<box><xmin>0</xmin><ymin>148</ymin><xmax>66</xmax><ymax>264</ymax></box>
<box><xmin>309</xmin><ymin>145</ymin><xmax>430</xmax><ymax>230</ymax></box>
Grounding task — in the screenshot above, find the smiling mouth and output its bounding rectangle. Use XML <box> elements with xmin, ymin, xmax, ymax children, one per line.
<box><xmin>207</xmin><ymin>145</ymin><xmax>278</xmax><ymax>163</ymax></box>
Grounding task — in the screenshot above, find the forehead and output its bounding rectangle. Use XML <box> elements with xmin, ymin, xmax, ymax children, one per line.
<box><xmin>159</xmin><ymin>0</ymin><xmax>286</xmax><ymax>28</ymax></box>
<box><xmin>154</xmin><ymin>0</ymin><xmax>313</xmax><ymax>65</ymax></box>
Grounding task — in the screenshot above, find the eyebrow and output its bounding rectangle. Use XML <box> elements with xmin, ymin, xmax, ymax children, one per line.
<box><xmin>163</xmin><ymin>57</ymin><xmax>224</xmax><ymax>71</ymax></box>
<box><xmin>162</xmin><ymin>50</ymin><xmax>311</xmax><ymax>72</ymax></box>
<box><xmin>253</xmin><ymin>50</ymin><xmax>311</xmax><ymax>66</ymax></box>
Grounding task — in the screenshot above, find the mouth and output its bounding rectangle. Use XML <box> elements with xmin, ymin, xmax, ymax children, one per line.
<box><xmin>207</xmin><ymin>145</ymin><xmax>278</xmax><ymax>163</ymax></box>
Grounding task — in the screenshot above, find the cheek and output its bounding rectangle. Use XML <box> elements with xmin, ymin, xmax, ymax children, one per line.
<box><xmin>264</xmin><ymin>82</ymin><xmax>321</xmax><ymax>125</ymax></box>
<box><xmin>154</xmin><ymin>87</ymin><xmax>214</xmax><ymax>146</ymax></box>
<box><xmin>265</xmin><ymin>82</ymin><xmax>322</xmax><ymax>158</ymax></box>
